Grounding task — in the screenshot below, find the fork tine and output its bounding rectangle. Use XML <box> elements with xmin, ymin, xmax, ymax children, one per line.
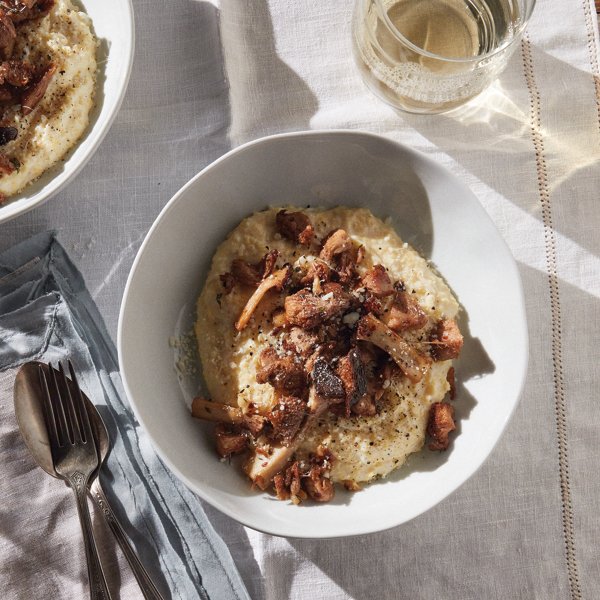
<box><xmin>39</xmin><ymin>365</ymin><xmax>60</xmax><ymax>450</ymax></box>
<box><xmin>67</xmin><ymin>360</ymin><xmax>94</xmax><ymax>446</ymax></box>
<box><xmin>48</xmin><ymin>363</ymin><xmax>71</xmax><ymax>446</ymax></box>
<box><xmin>57</xmin><ymin>362</ymin><xmax>83</xmax><ymax>444</ymax></box>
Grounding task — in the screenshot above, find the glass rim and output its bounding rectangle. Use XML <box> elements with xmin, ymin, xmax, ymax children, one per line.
<box><xmin>373</xmin><ymin>0</ymin><xmax>537</xmax><ymax>64</ymax></box>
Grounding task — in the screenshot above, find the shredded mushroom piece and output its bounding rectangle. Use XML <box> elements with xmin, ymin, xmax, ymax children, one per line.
<box><xmin>356</xmin><ymin>313</ymin><xmax>432</xmax><ymax>383</ymax></box>
<box><xmin>191</xmin><ymin>397</ymin><xmax>243</xmax><ymax>422</ymax></box>
<box><xmin>319</xmin><ymin>229</ymin><xmax>352</xmax><ymax>262</ymax></box>
<box><xmin>21</xmin><ymin>62</ymin><xmax>56</xmax><ymax>115</ymax></box>
<box><xmin>235</xmin><ymin>266</ymin><xmax>291</xmax><ymax>331</ymax></box>
<box><xmin>246</xmin><ymin>442</ymin><xmax>301</xmax><ymax>490</ymax></box>
<box><xmin>245</xmin><ymin>391</ymin><xmax>332</xmax><ymax>488</ymax></box>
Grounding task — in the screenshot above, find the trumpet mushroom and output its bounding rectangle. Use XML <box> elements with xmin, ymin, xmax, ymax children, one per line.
<box><xmin>356</xmin><ymin>313</ymin><xmax>431</xmax><ymax>383</ymax></box>
<box><xmin>191</xmin><ymin>397</ymin><xmax>264</xmax><ymax>435</ymax></box>
<box><xmin>235</xmin><ymin>266</ymin><xmax>291</xmax><ymax>331</ymax></box>
<box><xmin>319</xmin><ymin>228</ymin><xmax>352</xmax><ymax>262</ymax></box>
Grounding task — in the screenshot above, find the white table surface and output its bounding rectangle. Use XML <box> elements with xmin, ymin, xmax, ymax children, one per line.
<box><xmin>2</xmin><ymin>1</ymin><xmax>600</xmax><ymax>599</ymax></box>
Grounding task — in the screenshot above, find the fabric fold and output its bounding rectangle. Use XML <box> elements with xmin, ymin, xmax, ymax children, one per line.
<box><xmin>0</xmin><ymin>233</ymin><xmax>250</xmax><ymax>600</ymax></box>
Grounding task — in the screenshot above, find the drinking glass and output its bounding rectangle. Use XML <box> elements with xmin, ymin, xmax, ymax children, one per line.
<box><xmin>352</xmin><ymin>0</ymin><xmax>536</xmax><ymax>114</ymax></box>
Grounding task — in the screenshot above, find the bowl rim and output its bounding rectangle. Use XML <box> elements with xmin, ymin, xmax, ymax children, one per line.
<box><xmin>118</xmin><ymin>129</ymin><xmax>529</xmax><ymax>538</ymax></box>
<box><xmin>0</xmin><ymin>0</ymin><xmax>136</xmax><ymax>224</ymax></box>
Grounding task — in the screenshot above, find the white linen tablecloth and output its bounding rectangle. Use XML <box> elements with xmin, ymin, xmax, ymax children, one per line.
<box><xmin>2</xmin><ymin>0</ymin><xmax>600</xmax><ymax>598</ymax></box>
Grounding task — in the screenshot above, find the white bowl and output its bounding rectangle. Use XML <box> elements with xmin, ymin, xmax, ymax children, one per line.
<box><xmin>119</xmin><ymin>131</ymin><xmax>528</xmax><ymax>538</ymax></box>
<box><xmin>0</xmin><ymin>0</ymin><xmax>134</xmax><ymax>224</ymax></box>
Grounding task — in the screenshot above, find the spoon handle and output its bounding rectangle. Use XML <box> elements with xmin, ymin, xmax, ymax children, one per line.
<box><xmin>69</xmin><ymin>474</ymin><xmax>113</xmax><ymax>600</ymax></box>
<box><xmin>89</xmin><ymin>479</ymin><xmax>165</xmax><ymax>600</ymax></box>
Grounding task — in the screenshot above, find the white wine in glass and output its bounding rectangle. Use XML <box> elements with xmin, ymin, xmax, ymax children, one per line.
<box><xmin>353</xmin><ymin>0</ymin><xmax>535</xmax><ymax>113</ymax></box>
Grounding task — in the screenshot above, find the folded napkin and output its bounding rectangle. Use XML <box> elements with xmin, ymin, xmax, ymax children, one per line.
<box><xmin>0</xmin><ymin>233</ymin><xmax>250</xmax><ymax>600</ymax></box>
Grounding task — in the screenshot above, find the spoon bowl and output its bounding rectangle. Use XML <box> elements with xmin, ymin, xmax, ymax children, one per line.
<box><xmin>14</xmin><ymin>361</ymin><xmax>108</xmax><ymax>478</ymax></box>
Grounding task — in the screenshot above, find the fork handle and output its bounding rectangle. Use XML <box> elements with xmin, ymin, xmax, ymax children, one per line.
<box><xmin>90</xmin><ymin>479</ymin><xmax>165</xmax><ymax>600</ymax></box>
<box><xmin>68</xmin><ymin>472</ymin><xmax>113</xmax><ymax>600</ymax></box>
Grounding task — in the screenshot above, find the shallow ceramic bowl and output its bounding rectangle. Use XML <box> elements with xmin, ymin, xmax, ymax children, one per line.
<box><xmin>119</xmin><ymin>130</ymin><xmax>528</xmax><ymax>538</ymax></box>
<box><xmin>0</xmin><ymin>0</ymin><xmax>134</xmax><ymax>223</ymax></box>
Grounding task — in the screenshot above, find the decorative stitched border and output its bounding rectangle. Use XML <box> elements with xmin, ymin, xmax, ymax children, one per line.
<box><xmin>520</xmin><ymin>36</ymin><xmax>582</xmax><ymax>600</ymax></box>
<box><xmin>583</xmin><ymin>0</ymin><xmax>600</xmax><ymax>127</ymax></box>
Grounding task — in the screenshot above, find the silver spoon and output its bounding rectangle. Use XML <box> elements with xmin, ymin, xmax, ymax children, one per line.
<box><xmin>14</xmin><ymin>361</ymin><xmax>165</xmax><ymax>600</ymax></box>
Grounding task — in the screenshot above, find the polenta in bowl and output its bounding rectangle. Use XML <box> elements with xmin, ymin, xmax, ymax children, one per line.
<box><xmin>119</xmin><ymin>130</ymin><xmax>528</xmax><ymax>537</ymax></box>
<box><xmin>193</xmin><ymin>207</ymin><xmax>463</xmax><ymax>504</ymax></box>
<box><xmin>0</xmin><ymin>0</ymin><xmax>96</xmax><ymax>204</ymax></box>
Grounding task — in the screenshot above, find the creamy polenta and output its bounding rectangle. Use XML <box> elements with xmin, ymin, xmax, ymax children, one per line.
<box><xmin>194</xmin><ymin>207</ymin><xmax>461</xmax><ymax>501</ymax></box>
<box><xmin>0</xmin><ymin>0</ymin><xmax>96</xmax><ymax>200</ymax></box>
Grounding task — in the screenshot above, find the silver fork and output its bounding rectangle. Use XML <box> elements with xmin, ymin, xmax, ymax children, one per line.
<box><xmin>40</xmin><ymin>363</ymin><xmax>113</xmax><ymax>600</ymax></box>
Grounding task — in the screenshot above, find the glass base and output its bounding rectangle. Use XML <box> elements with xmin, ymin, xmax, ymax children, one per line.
<box><xmin>357</xmin><ymin>62</ymin><xmax>486</xmax><ymax>115</ymax></box>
